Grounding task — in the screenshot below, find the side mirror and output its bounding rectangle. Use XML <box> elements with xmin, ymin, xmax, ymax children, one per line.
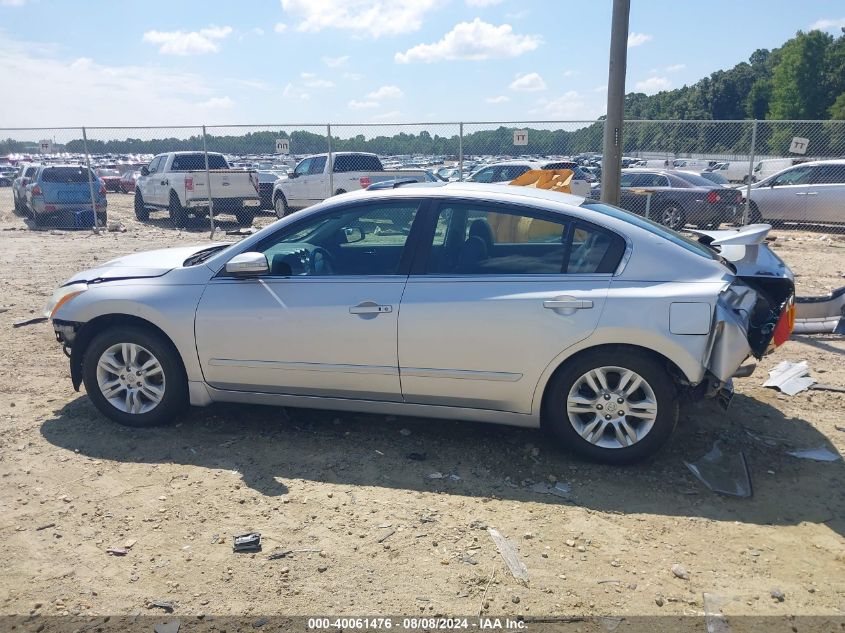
<box><xmin>288</xmin><ymin>171</ymin><xmax>298</xmax><ymax>179</ymax></box>
<box><xmin>140</xmin><ymin>166</ymin><xmax>149</xmax><ymax>176</ymax></box>
<box><xmin>225</xmin><ymin>252</ymin><xmax>269</xmax><ymax>276</ymax></box>
<box><xmin>343</xmin><ymin>226</ymin><xmax>365</xmax><ymax>243</ymax></box>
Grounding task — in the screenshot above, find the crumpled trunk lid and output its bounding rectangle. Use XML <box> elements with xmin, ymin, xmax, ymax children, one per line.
<box><xmin>691</xmin><ymin>224</ymin><xmax>795</xmax><ymax>382</ymax></box>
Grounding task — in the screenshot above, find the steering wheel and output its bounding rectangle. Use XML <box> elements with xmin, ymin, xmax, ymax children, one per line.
<box><xmin>308</xmin><ymin>246</ymin><xmax>335</xmax><ymax>275</ymax></box>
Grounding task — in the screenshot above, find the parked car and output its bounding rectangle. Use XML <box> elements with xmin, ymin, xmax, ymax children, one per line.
<box><xmin>134</xmin><ymin>152</ymin><xmax>260</xmax><ymax>227</ymax></box>
<box><xmin>591</xmin><ymin>169</ymin><xmax>743</xmax><ymax>230</ymax></box>
<box><xmin>752</xmin><ymin>158</ymin><xmax>807</xmax><ymax>182</ymax></box>
<box><xmin>119</xmin><ymin>169</ymin><xmax>142</xmax><ymax>193</ymax></box>
<box><xmin>24</xmin><ymin>165</ymin><xmax>107</xmax><ymax>227</ymax></box>
<box><xmin>256</xmin><ymin>170</ymin><xmax>281</xmax><ymax>210</ymax></box>
<box><xmin>12</xmin><ymin>163</ymin><xmax>39</xmax><ymax>214</ymax></box>
<box><xmin>272</xmin><ymin>152</ymin><xmax>427</xmax><ymax>217</ymax></box>
<box><xmin>675</xmin><ymin>169</ymin><xmax>730</xmax><ymax>186</ymax></box>
<box><xmin>0</xmin><ymin>167</ymin><xmax>15</xmax><ymax>187</ymax></box>
<box><xmin>464</xmin><ymin>160</ymin><xmax>591</xmax><ymax>196</ymax></box>
<box><xmin>709</xmin><ymin>161</ymin><xmax>753</xmax><ymax>183</ymax></box>
<box><xmin>44</xmin><ymin>183</ymin><xmax>794</xmax><ymax>464</ymax></box>
<box><xmin>745</xmin><ymin>160</ymin><xmax>845</xmax><ymax>225</ymax></box>
<box><xmin>96</xmin><ymin>168</ymin><xmax>122</xmax><ymax>192</ymax></box>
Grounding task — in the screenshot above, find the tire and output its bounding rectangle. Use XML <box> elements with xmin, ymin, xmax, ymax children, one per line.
<box><xmin>13</xmin><ymin>193</ymin><xmax>22</xmax><ymax>215</ymax></box>
<box><xmin>543</xmin><ymin>348</ymin><xmax>679</xmax><ymax>464</ymax></box>
<box><xmin>656</xmin><ymin>203</ymin><xmax>686</xmax><ymax>231</ymax></box>
<box><xmin>134</xmin><ymin>191</ymin><xmax>149</xmax><ymax>221</ymax></box>
<box><xmin>169</xmin><ymin>191</ymin><xmax>188</xmax><ymax>228</ymax></box>
<box><xmin>748</xmin><ymin>201</ymin><xmax>763</xmax><ymax>224</ymax></box>
<box><xmin>274</xmin><ymin>193</ymin><xmax>290</xmax><ymax>219</ymax></box>
<box><xmin>82</xmin><ymin>326</ymin><xmax>188</xmax><ymax>428</ymax></box>
<box><xmin>234</xmin><ymin>205</ymin><xmax>255</xmax><ymax>227</ymax></box>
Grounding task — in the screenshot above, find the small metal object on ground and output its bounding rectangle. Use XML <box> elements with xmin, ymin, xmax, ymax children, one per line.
<box><xmin>154</xmin><ymin>621</ymin><xmax>181</xmax><ymax>633</ymax></box>
<box><xmin>35</xmin><ymin>523</ymin><xmax>55</xmax><ymax>531</ymax></box>
<box><xmin>12</xmin><ymin>316</ymin><xmax>47</xmax><ymax>328</ymax></box>
<box><xmin>786</xmin><ymin>446</ymin><xmax>842</xmax><ymax>462</ymax></box>
<box><xmin>148</xmin><ymin>601</ymin><xmax>174</xmax><ymax>613</ymax></box>
<box><xmin>233</xmin><ymin>532</ymin><xmax>262</xmax><ymax>552</ymax></box>
<box><xmin>377</xmin><ymin>529</ymin><xmax>396</xmax><ymax>543</ymax></box>
<box><xmin>487</xmin><ymin>527</ymin><xmax>529</xmax><ymax>584</ymax></box>
<box><xmin>763</xmin><ymin>360</ymin><xmax>815</xmax><ymax>396</ymax></box>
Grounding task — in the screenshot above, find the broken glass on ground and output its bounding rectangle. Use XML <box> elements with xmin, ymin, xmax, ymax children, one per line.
<box><xmin>684</xmin><ymin>442</ymin><xmax>753</xmax><ymax>498</ymax></box>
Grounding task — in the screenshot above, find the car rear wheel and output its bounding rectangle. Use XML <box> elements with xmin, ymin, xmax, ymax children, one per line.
<box><xmin>543</xmin><ymin>349</ymin><xmax>678</xmax><ymax>464</ymax></box>
<box><xmin>82</xmin><ymin>326</ymin><xmax>187</xmax><ymax>427</ymax></box>
<box><xmin>134</xmin><ymin>191</ymin><xmax>149</xmax><ymax>221</ymax></box>
<box><xmin>657</xmin><ymin>203</ymin><xmax>686</xmax><ymax>231</ymax></box>
<box><xmin>748</xmin><ymin>201</ymin><xmax>763</xmax><ymax>224</ymax></box>
<box><xmin>169</xmin><ymin>191</ymin><xmax>188</xmax><ymax>228</ymax></box>
<box><xmin>274</xmin><ymin>194</ymin><xmax>290</xmax><ymax>219</ymax></box>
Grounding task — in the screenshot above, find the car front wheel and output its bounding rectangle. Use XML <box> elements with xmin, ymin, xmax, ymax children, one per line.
<box><xmin>274</xmin><ymin>194</ymin><xmax>290</xmax><ymax>219</ymax></box>
<box><xmin>657</xmin><ymin>203</ymin><xmax>686</xmax><ymax>231</ymax></box>
<box><xmin>543</xmin><ymin>349</ymin><xmax>678</xmax><ymax>464</ymax></box>
<box><xmin>82</xmin><ymin>326</ymin><xmax>187</xmax><ymax>427</ymax></box>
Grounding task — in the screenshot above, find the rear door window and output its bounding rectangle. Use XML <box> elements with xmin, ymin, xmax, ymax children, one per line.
<box><xmin>810</xmin><ymin>164</ymin><xmax>845</xmax><ymax>184</ymax></box>
<box><xmin>333</xmin><ymin>154</ymin><xmax>382</xmax><ymax>172</ymax></box>
<box><xmin>170</xmin><ymin>154</ymin><xmax>228</xmax><ymax>171</ymax></box>
<box><xmin>41</xmin><ymin>167</ymin><xmax>95</xmax><ymax>183</ymax></box>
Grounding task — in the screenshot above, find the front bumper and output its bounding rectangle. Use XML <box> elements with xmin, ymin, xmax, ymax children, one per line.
<box><xmin>186</xmin><ymin>197</ymin><xmax>260</xmax><ymax>210</ymax></box>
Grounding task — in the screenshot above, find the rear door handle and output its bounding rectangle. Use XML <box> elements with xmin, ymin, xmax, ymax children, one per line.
<box><xmin>349</xmin><ymin>301</ymin><xmax>393</xmax><ymax>315</ymax></box>
<box><xmin>806</xmin><ymin>192</ymin><xmax>818</xmax><ymax>196</ymax></box>
<box><xmin>543</xmin><ymin>299</ymin><xmax>593</xmax><ymax>310</ymax></box>
<box><xmin>794</xmin><ymin>192</ymin><xmax>806</xmax><ymax>196</ymax></box>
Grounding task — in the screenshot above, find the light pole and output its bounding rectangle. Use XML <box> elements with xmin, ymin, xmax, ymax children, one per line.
<box><xmin>601</xmin><ymin>0</ymin><xmax>631</xmax><ymax>206</ymax></box>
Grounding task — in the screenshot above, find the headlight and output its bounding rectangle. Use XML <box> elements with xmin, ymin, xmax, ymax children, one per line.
<box><xmin>43</xmin><ymin>282</ymin><xmax>88</xmax><ymax>320</ymax></box>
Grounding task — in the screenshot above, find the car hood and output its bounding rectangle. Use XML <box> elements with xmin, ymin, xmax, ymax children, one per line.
<box><xmin>63</xmin><ymin>243</ymin><xmax>228</xmax><ymax>285</ymax></box>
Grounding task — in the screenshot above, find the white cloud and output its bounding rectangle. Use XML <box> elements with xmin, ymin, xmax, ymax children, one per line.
<box><xmin>562</xmin><ymin>69</ymin><xmax>578</xmax><ymax>77</ymax></box>
<box><xmin>0</xmin><ymin>34</ymin><xmax>237</xmax><ymax>126</ymax></box>
<box><xmin>343</xmin><ymin>72</ymin><xmax>364</xmax><ymax>80</ymax></box>
<box><xmin>666</xmin><ymin>63</ymin><xmax>685</xmax><ymax>72</ymax></box>
<box><xmin>509</xmin><ymin>72</ymin><xmax>546</xmax><ymax>92</ymax></box>
<box><xmin>532</xmin><ymin>91</ymin><xmax>600</xmax><ymax>120</ymax></box>
<box><xmin>142</xmin><ymin>25</ymin><xmax>232</xmax><ymax>55</ymax></box>
<box><xmin>238</xmin><ymin>79</ymin><xmax>272</xmax><ymax>91</ymax></box>
<box><xmin>274</xmin><ymin>22</ymin><xmax>288</xmax><ymax>33</ymax></box>
<box><xmin>371</xmin><ymin>110</ymin><xmax>402</xmax><ymax>121</ymax></box>
<box><xmin>1</xmin><ymin>0</ymin><xmax>28</xmax><ymax>5</ymax></box>
<box><xmin>198</xmin><ymin>96</ymin><xmax>235</xmax><ymax>109</ymax></box>
<box><xmin>307</xmin><ymin>78</ymin><xmax>334</xmax><ymax>88</ymax></box>
<box><xmin>281</xmin><ymin>0</ymin><xmax>442</xmax><ymax>38</ymax></box>
<box><xmin>810</xmin><ymin>17</ymin><xmax>845</xmax><ymax>30</ymax></box>
<box><xmin>466</xmin><ymin>0</ymin><xmax>503</xmax><ymax>5</ymax></box>
<box><xmin>627</xmin><ymin>32</ymin><xmax>652</xmax><ymax>48</ymax></box>
<box><xmin>395</xmin><ymin>18</ymin><xmax>541</xmax><ymax>63</ymax></box>
<box><xmin>348</xmin><ymin>100</ymin><xmax>379</xmax><ymax>109</ymax></box>
<box><xmin>323</xmin><ymin>55</ymin><xmax>349</xmax><ymax>67</ymax></box>
<box><xmin>486</xmin><ymin>95</ymin><xmax>509</xmax><ymax>104</ymax></box>
<box><xmin>252</xmin><ymin>27</ymin><xmax>265</xmax><ymax>36</ymax></box>
<box><xmin>282</xmin><ymin>82</ymin><xmax>310</xmax><ymax>100</ymax></box>
<box><xmin>635</xmin><ymin>76</ymin><xmax>671</xmax><ymax>94</ymax></box>
<box><xmin>593</xmin><ymin>84</ymin><xmax>607</xmax><ymax>92</ymax></box>
<box><xmin>366</xmin><ymin>85</ymin><xmax>403</xmax><ymax>99</ymax></box>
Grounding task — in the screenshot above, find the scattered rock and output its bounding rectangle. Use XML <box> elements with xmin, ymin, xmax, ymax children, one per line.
<box><xmin>771</xmin><ymin>589</ymin><xmax>785</xmax><ymax>602</ymax></box>
<box><xmin>671</xmin><ymin>563</ymin><xmax>690</xmax><ymax>580</ymax></box>
<box><xmin>565</xmin><ymin>539</ymin><xmax>576</xmax><ymax>548</ymax></box>
<box><xmin>317</xmin><ymin>565</ymin><xmax>328</xmax><ymax>573</ymax></box>
<box><xmin>655</xmin><ymin>597</ymin><xmax>665</xmax><ymax>607</ymax></box>
<box><xmin>511</xmin><ymin>596</ymin><xmax>520</xmax><ymax>604</ymax></box>
<box><xmin>399</xmin><ymin>428</ymin><xmax>411</xmax><ymax>436</ymax></box>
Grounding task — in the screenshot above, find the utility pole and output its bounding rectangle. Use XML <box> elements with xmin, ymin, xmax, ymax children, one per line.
<box><xmin>601</xmin><ymin>0</ymin><xmax>630</xmax><ymax>206</ymax></box>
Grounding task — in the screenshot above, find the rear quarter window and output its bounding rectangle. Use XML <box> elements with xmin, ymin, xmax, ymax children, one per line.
<box><xmin>334</xmin><ymin>154</ymin><xmax>382</xmax><ymax>172</ymax></box>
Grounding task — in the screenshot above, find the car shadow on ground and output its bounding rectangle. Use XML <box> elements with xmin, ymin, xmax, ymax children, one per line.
<box><xmin>40</xmin><ymin>390</ymin><xmax>845</xmax><ymax>536</ymax></box>
<box><xmin>139</xmin><ymin>214</ymin><xmax>244</xmax><ymax>233</ymax></box>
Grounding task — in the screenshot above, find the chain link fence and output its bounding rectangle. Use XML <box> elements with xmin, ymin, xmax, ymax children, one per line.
<box><xmin>1</xmin><ymin>120</ymin><xmax>843</xmax><ymax>233</ymax></box>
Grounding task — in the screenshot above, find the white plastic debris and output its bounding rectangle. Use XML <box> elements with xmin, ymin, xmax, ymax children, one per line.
<box><xmin>763</xmin><ymin>360</ymin><xmax>816</xmax><ymax>396</ymax></box>
<box><xmin>786</xmin><ymin>446</ymin><xmax>842</xmax><ymax>462</ymax></box>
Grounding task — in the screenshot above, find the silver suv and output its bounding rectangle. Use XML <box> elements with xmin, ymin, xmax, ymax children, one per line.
<box><xmin>45</xmin><ymin>183</ymin><xmax>794</xmax><ymax>463</ymax></box>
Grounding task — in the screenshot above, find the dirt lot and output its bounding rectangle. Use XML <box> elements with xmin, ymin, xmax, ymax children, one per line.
<box><xmin>0</xmin><ymin>189</ymin><xmax>844</xmax><ymax>624</ymax></box>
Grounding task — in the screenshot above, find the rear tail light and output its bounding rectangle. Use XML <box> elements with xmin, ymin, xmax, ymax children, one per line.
<box><xmin>250</xmin><ymin>173</ymin><xmax>259</xmax><ymax>193</ymax></box>
<box><xmin>772</xmin><ymin>297</ymin><xmax>795</xmax><ymax>347</ymax></box>
<box><xmin>98</xmin><ymin>183</ymin><xmax>106</xmax><ymax>196</ymax></box>
<box><xmin>359</xmin><ymin>176</ymin><xmax>371</xmax><ymax>188</ymax></box>
<box><xmin>31</xmin><ymin>184</ymin><xmax>42</xmax><ymax>196</ymax></box>
<box><xmin>185</xmin><ymin>177</ymin><xmax>194</xmax><ymax>191</ymax></box>
<box><xmin>706</xmin><ymin>191</ymin><xmax>721</xmax><ymax>204</ymax></box>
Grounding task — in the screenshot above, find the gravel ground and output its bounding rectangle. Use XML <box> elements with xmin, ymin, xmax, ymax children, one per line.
<box><xmin>0</xmin><ymin>188</ymin><xmax>843</xmax><ymax>623</ymax></box>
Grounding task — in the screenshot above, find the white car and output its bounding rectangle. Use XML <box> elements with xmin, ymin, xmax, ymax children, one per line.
<box><xmin>45</xmin><ymin>183</ymin><xmax>794</xmax><ymax>464</ymax></box>
<box><xmin>465</xmin><ymin>160</ymin><xmax>591</xmax><ymax>196</ymax></box>
<box><xmin>747</xmin><ymin>159</ymin><xmax>845</xmax><ymax>224</ymax></box>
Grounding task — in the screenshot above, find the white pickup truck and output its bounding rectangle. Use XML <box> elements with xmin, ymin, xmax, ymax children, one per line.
<box><xmin>271</xmin><ymin>152</ymin><xmax>427</xmax><ymax>217</ymax></box>
<box><xmin>134</xmin><ymin>151</ymin><xmax>260</xmax><ymax>227</ymax></box>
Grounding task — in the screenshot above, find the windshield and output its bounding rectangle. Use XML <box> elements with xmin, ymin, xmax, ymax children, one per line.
<box><xmin>41</xmin><ymin>167</ymin><xmax>96</xmax><ymax>183</ymax></box>
<box><xmin>673</xmin><ymin>172</ymin><xmax>720</xmax><ymax>187</ymax></box>
<box><xmin>580</xmin><ymin>201</ymin><xmax>721</xmax><ymax>262</ymax></box>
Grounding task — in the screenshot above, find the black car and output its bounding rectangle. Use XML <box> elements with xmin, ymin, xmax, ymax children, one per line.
<box><xmin>256</xmin><ymin>171</ymin><xmax>281</xmax><ymax>210</ymax></box>
<box><xmin>591</xmin><ymin>169</ymin><xmax>743</xmax><ymax>230</ymax></box>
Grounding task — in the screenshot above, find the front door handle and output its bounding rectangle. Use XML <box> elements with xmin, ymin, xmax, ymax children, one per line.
<box><xmin>349</xmin><ymin>301</ymin><xmax>393</xmax><ymax>315</ymax></box>
<box><xmin>543</xmin><ymin>299</ymin><xmax>593</xmax><ymax>310</ymax></box>
<box><xmin>794</xmin><ymin>192</ymin><xmax>806</xmax><ymax>196</ymax></box>
<box><xmin>806</xmin><ymin>192</ymin><xmax>818</xmax><ymax>196</ymax></box>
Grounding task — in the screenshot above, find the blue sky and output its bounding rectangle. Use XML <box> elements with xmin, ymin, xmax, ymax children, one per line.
<box><xmin>1</xmin><ymin>0</ymin><xmax>844</xmax><ymax>127</ymax></box>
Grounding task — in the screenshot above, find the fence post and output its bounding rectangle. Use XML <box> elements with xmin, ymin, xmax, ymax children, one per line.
<box><xmin>81</xmin><ymin>126</ymin><xmax>100</xmax><ymax>234</ymax></box>
<box><xmin>327</xmin><ymin>124</ymin><xmax>333</xmax><ymax>198</ymax></box>
<box><xmin>742</xmin><ymin>119</ymin><xmax>758</xmax><ymax>225</ymax></box>
<box><xmin>458</xmin><ymin>122</ymin><xmax>463</xmax><ymax>180</ymax></box>
<box><xmin>202</xmin><ymin>125</ymin><xmax>215</xmax><ymax>239</ymax></box>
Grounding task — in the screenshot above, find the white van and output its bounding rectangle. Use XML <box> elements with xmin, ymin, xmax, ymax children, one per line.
<box><xmin>752</xmin><ymin>158</ymin><xmax>805</xmax><ymax>182</ymax></box>
<box><xmin>711</xmin><ymin>161</ymin><xmax>754</xmax><ymax>183</ymax></box>
<box><xmin>673</xmin><ymin>158</ymin><xmax>716</xmax><ymax>170</ymax></box>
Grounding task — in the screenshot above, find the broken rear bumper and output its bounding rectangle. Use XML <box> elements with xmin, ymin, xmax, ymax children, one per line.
<box><xmin>793</xmin><ymin>286</ymin><xmax>845</xmax><ymax>335</ymax></box>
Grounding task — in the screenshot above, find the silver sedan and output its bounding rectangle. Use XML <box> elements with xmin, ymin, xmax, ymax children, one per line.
<box><xmin>45</xmin><ymin>183</ymin><xmax>795</xmax><ymax>463</ymax></box>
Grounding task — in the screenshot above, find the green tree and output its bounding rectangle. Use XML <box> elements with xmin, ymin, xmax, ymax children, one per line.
<box><xmin>767</xmin><ymin>30</ymin><xmax>833</xmax><ymax>119</ymax></box>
